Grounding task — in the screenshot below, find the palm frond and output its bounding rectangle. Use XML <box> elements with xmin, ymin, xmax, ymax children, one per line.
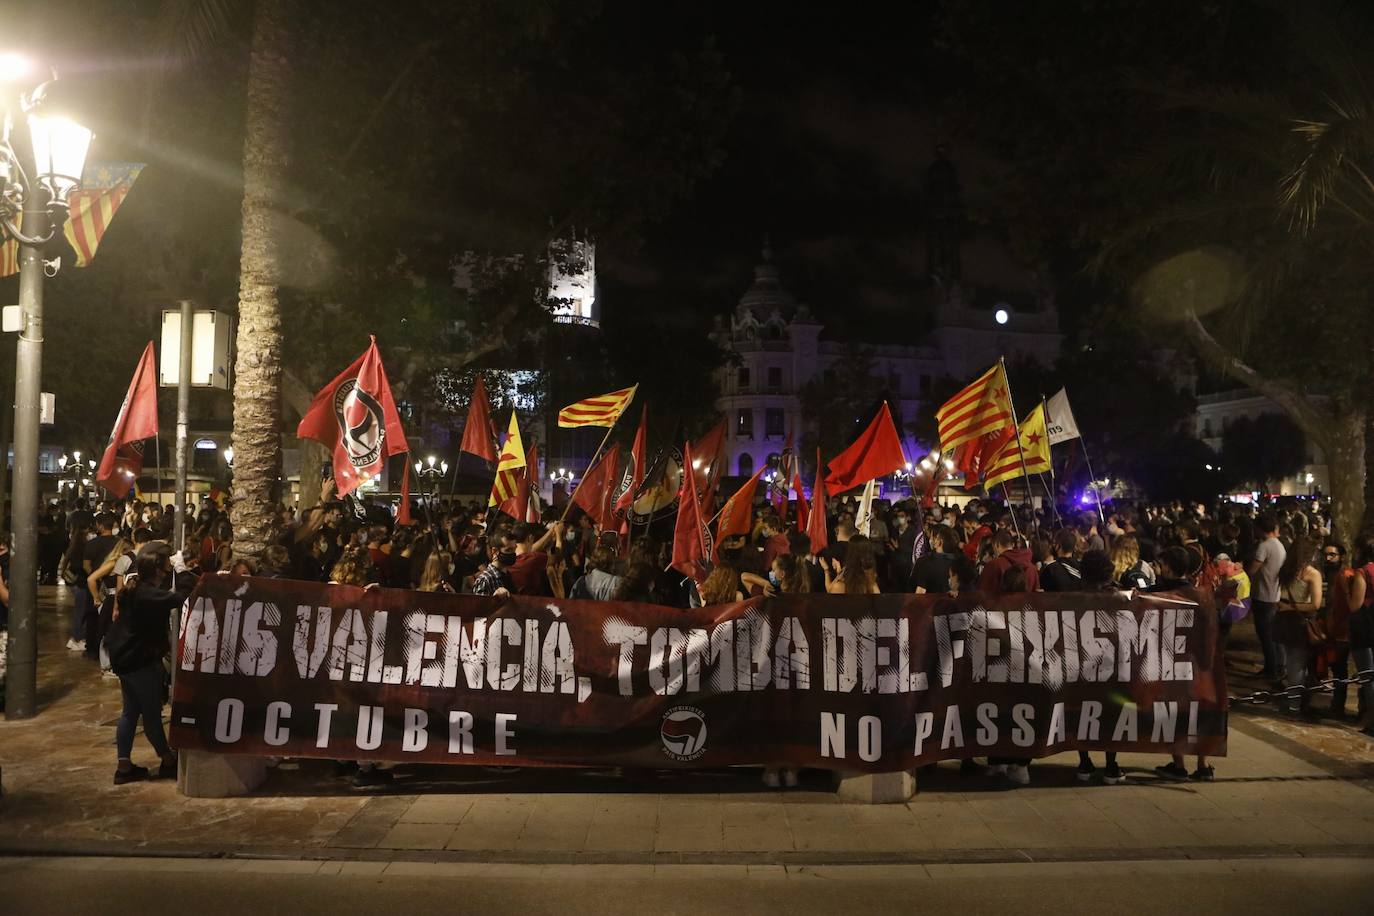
<box><xmin>1279</xmin><ymin>108</ymin><xmax>1374</xmax><ymax>231</ymax></box>
<box><xmin>153</xmin><ymin>0</ymin><xmax>246</xmax><ymax>76</ymax></box>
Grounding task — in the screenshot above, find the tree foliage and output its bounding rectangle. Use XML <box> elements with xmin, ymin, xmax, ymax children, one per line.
<box><xmin>1221</xmin><ymin>412</ymin><xmax>1307</xmax><ymax>492</ymax></box>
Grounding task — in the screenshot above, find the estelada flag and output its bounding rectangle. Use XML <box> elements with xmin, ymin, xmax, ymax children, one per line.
<box><xmin>614</xmin><ymin>404</ymin><xmax>648</xmax><ymax>515</ymax></box>
<box><xmin>981</xmin><ymin>403</ymin><xmax>1053</xmax><ymax>491</ymax></box>
<box><xmin>936</xmin><ymin>362</ymin><xmax>1014</xmax><ymax>453</ymax></box>
<box><xmin>558</xmin><ymin>384</ymin><xmax>637</xmax><ymax>428</ymax></box>
<box><xmin>671</xmin><ymin>440</ymin><xmax>713</xmax><ymax>584</ymax></box>
<box><xmin>571</xmin><ymin>441</ymin><xmax>622</xmax><ymax>530</ymax></box>
<box><xmin>807</xmin><ymin>449</ymin><xmax>829</xmax><ymax>553</ymax></box>
<box><xmin>297</xmin><ymin>336</ymin><xmax>410</xmax><ymax>499</ymax></box>
<box><xmin>488</xmin><ymin>412</ymin><xmax>528</xmax><ymax>507</ymax></box>
<box><xmin>823</xmin><ymin>402</ymin><xmax>907</xmax><ymax>494</ymax></box>
<box><xmin>459</xmin><ymin>375</ymin><xmax>498</xmax><ymax>463</ymax></box>
<box><xmin>96</xmin><ymin>341</ymin><xmax>158</xmax><ymax>498</ymax></box>
<box><xmin>715</xmin><ymin>464</ymin><xmax>765</xmax><ymax>559</ymax></box>
<box><xmin>500</xmin><ymin>439</ymin><xmax>541</xmax><ymax>522</ymax></box>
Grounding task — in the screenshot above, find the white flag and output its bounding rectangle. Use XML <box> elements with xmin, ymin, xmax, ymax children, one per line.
<box><xmin>855</xmin><ymin>479</ymin><xmax>878</xmax><ymax>537</ymax></box>
<box><xmin>1044</xmin><ymin>389</ymin><xmax>1081</xmax><ymax>445</ymax></box>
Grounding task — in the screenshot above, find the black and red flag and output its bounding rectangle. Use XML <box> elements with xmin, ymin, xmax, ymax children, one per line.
<box><xmin>96</xmin><ymin>341</ymin><xmax>158</xmax><ymax>498</ymax></box>
<box><xmin>297</xmin><ymin>336</ymin><xmax>413</xmax><ymax>522</ymax></box>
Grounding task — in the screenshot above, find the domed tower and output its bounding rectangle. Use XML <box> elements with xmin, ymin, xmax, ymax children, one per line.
<box><xmin>713</xmin><ymin>238</ymin><xmax>817</xmax><ymax>480</ymax></box>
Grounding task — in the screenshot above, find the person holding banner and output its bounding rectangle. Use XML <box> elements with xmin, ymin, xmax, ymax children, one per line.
<box><xmin>107</xmin><ymin>544</ymin><xmax>189</xmax><ymax>785</ymax></box>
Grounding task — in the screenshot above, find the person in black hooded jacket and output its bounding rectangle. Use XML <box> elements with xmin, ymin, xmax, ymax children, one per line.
<box><xmin>109</xmin><ymin>543</ymin><xmax>191</xmax><ymax>785</ymax></box>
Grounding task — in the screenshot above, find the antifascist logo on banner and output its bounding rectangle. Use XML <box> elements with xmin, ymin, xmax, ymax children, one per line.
<box><xmin>333</xmin><ymin>379</ymin><xmax>386</xmax><ymax>471</ymax></box>
<box><xmin>661</xmin><ymin>706</ymin><xmax>708</xmax><ymax>761</ymax></box>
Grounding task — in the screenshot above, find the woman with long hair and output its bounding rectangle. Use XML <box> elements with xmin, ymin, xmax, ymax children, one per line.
<box><xmin>770</xmin><ymin>553</ymin><xmax>811</xmax><ymax>594</ymax></box>
<box><xmin>698</xmin><ymin>561</ymin><xmax>744</xmax><ymax>604</ymax></box>
<box><xmin>613</xmin><ymin>561</ymin><xmax>657</xmax><ymax>603</ymax></box>
<box><xmin>1276</xmin><ymin>536</ymin><xmax>1323</xmax><ymax>714</ymax></box>
<box><xmin>330</xmin><ymin>547</ymin><xmax>376</xmax><ymax>587</ymax></box>
<box><xmin>1110</xmin><ymin>535</ymin><xmax>1149</xmax><ymax>590</ymax></box>
<box><xmin>418</xmin><ymin>549</ymin><xmax>456</xmax><ymax>593</ymax></box>
<box><xmin>825</xmin><ymin>537</ymin><xmax>880</xmax><ymax>595</ymax></box>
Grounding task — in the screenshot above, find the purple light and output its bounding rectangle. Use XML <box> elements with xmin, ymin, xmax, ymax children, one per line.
<box><xmin>1078</xmin><ymin>491</ymin><xmax>1094</xmax><ymax>506</ymax></box>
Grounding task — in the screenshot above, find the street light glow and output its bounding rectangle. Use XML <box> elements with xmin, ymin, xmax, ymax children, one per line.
<box><xmin>27</xmin><ymin>113</ymin><xmax>93</xmax><ymax>205</ymax></box>
<box><xmin>0</xmin><ymin>52</ymin><xmax>32</xmax><ymax>81</ymax></box>
<box><xmin>994</xmin><ymin>308</ymin><xmax>1009</xmax><ymax>325</ymax></box>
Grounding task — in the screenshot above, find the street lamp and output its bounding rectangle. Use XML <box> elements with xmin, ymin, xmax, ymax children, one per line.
<box><xmin>3</xmin><ymin>65</ymin><xmax>94</xmax><ymax>721</ymax></box>
<box><xmin>550</xmin><ymin>467</ymin><xmax>574</xmax><ymax>491</ymax></box>
<box><xmin>413</xmin><ymin>455</ymin><xmax>448</xmax><ymax>510</ymax></box>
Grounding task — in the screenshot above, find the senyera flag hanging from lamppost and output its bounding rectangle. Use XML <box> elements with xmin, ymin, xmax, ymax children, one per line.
<box><xmin>297</xmin><ymin>336</ymin><xmax>413</xmax><ymax>523</ymax></box>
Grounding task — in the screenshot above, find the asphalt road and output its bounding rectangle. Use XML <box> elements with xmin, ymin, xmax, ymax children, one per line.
<box><xmin>3</xmin><ymin>855</ymin><xmax>1372</xmax><ymax>915</ymax></box>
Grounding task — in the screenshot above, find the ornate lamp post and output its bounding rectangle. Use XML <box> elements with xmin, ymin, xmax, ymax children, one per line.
<box><xmin>3</xmin><ymin>61</ymin><xmax>94</xmax><ymax>720</ymax></box>
<box><xmin>413</xmin><ymin>454</ymin><xmax>448</xmax><ymax>511</ymax></box>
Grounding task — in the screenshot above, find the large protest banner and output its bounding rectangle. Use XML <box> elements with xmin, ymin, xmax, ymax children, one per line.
<box><xmin>169</xmin><ymin>576</ymin><xmax>1227</xmax><ymax>771</ymax></box>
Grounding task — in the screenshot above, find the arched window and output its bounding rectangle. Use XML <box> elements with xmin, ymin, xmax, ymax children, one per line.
<box><xmin>738</xmin><ymin>453</ymin><xmax>754</xmax><ymax>477</ymax></box>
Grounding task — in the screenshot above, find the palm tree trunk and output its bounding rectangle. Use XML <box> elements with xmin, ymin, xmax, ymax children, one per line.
<box><xmin>229</xmin><ymin>0</ymin><xmax>294</xmax><ymax>557</ymax></box>
<box><xmin>1326</xmin><ymin>406</ymin><xmax>1367</xmax><ymax>552</ymax></box>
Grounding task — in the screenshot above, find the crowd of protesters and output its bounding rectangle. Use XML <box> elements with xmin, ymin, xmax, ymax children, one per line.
<box><xmin>9</xmin><ymin>477</ymin><xmax>1373</xmax><ymax>789</ymax></box>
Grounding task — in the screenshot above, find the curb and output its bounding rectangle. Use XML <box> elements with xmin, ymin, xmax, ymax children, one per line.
<box><xmin>3</xmin><ymin>840</ymin><xmax>1374</xmax><ymax>867</ymax></box>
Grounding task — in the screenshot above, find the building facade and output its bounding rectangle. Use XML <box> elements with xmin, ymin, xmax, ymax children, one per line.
<box><xmin>709</xmin><ymin>244</ymin><xmax>1062</xmax><ymax>479</ymax></box>
<box><xmin>1194</xmin><ymin>390</ymin><xmax>1328</xmax><ymax>496</ymax></box>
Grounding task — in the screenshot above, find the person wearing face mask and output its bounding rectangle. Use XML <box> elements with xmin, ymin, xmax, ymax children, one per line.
<box><xmin>887</xmin><ymin>502</ymin><xmax>921</xmax><ymax>592</ymax></box>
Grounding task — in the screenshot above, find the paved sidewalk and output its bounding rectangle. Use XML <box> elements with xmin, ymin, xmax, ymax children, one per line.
<box><xmin>2</xmin><ymin>587</ymin><xmax>1373</xmax><ymax>864</ymax></box>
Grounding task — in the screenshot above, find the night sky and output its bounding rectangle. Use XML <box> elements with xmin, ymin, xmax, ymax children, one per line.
<box><xmin>600</xmin><ymin>3</ymin><xmax>999</xmax><ymax>341</ymax></box>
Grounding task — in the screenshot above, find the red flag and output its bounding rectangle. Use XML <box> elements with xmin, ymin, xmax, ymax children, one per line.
<box><xmin>96</xmin><ymin>341</ymin><xmax>159</xmax><ymax>498</ymax></box>
<box><xmin>572</xmin><ymin>442</ymin><xmax>622</xmax><ymax>530</ymax></box>
<box><xmin>671</xmin><ymin>441</ymin><xmax>712</xmax><ymax>583</ymax></box>
<box><xmin>297</xmin><ymin>336</ymin><xmax>410</xmax><ymax>498</ymax></box>
<box><xmin>690</xmin><ymin>419</ymin><xmax>726</xmax><ymax>492</ymax></box>
<box><xmin>459</xmin><ymin>375</ymin><xmax>497</xmax><ymax>463</ymax></box>
<box><xmin>715</xmin><ymin>465</ymin><xmax>765</xmax><ymax>558</ymax></box>
<box><xmin>792</xmin><ymin>471</ymin><xmax>809</xmax><ymax>531</ymax></box>
<box><xmin>953</xmin><ymin>427</ymin><xmax>1013</xmax><ymax>490</ymax></box>
<box><xmin>807</xmin><ymin>449</ymin><xmax>829</xmax><ymax>553</ymax></box>
<box><xmin>500</xmin><ymin>440</ymin><xmax>542</xmax><ymax>522</ymax></box>
<box><xmin>614</xmin><ymin>404</ymin><xmax>648</xmax><ymax>514</ymax></box>
<box><xmin>824</xmin><ymin>402</ymin><xmax>907</xmax><ymax>494</ymax></box>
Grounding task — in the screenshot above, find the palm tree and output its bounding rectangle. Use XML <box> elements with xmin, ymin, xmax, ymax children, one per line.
<box><xmin>228</xmin><ymin>0</ymin><xmax>293</xmax><ymax>556</ymax></box>
<box><xmin>1111</xmin><ymin>4</ymin><xmax>1374</xmax><ymax>546</ymax></box>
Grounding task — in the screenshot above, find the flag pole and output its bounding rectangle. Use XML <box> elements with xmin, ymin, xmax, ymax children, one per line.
<box><xmin>1080</xmin><ymin>439</ymin><xmax>1107</xmax><ymax>526</ymax></box>
<box><xmin>1000</xmin><ymin>481</ymin><xmax>1023</xmax><ymax>537</ymax></box>
<box><xmin>999</xmin><ymin>357</ymin><xmax>1035</xmax><ymax>511</ymax></box>
<box><xmin>1033</xmin><ymin>390</ymin><xmax>1060</xmax><ymax>527</ymax></box>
